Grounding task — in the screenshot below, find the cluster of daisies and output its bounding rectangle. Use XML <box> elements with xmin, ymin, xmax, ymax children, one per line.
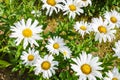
<box><xmin>41</xmin><ymin>0</ymin><xmax>91</xmax><ymax>19</ymax></box>
<box><xmin>10</xmin><ymin>18</ymin><xmax>72</xmax><ymax>79</ymax></box>
<box><xmin>9</xmin><ymin>0</ymin><xmax>120</xmax><ymax>79</ymax></box>
<box><xmin>10</xmin><ymin>18</ymin><xmax>120</xmax><ymax>80</ymax></box>
<box><xmin>72</xmin><ymin>9</ymin><xmax>120</xmax><ymax>80</ymax></box>
<box><xmin>74</xmin><ymin>10</ymin><xmax>120</xmax><ymax>43</ymax></box>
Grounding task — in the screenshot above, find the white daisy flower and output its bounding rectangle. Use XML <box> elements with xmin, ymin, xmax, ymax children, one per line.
<box><xmin>77</xmin><ymin>0</ymin><xmax>92</xmax><ymax>7</ymax></box>
<box><xmin>104</xmin><ymin>67</ymin><xmax>120</xmax><ymax>80</ymax></box>
<box><xmin>46</xmin><ymin>36</ymin><xmax>66</xmax><ymax>55</ymax></box>
<box><xmin>34</xmin><ymin>54</ymin><xmax>58</xmax><ymax>79</ymax></box>
<box><xmin>91</xmin><ymin>17</ymin><xmax>116</xmax><ymax>43</ymax></box>
<box><xmin>104</xmin><ymin>10</ymin><xmax>120</xmax><ymax>28</ymax></box>
<box><xmin>31</xmin><ymin>10</ymin><xmax>41</xmax><ymax>17</ymax></box>
<box><xmin>62</xmin><ymin>0</ymin><xmax>84</xmax><ymax>19</ymax></box>
<box><xmin>60</xmin><ymin>46</ymin><xmax>72</xmax><ymax>59</ymax></box>
<box><xmin>20</xmin><ymin>48</ymin><xmax>40</xmax><ymax>66</ymax></box>
<box><xmin>10</xmin><ymin>18</ymin><xmax>43</xmax><ymax>49</ymax></box>
<box><xmin>74</xmin><ymin>21</ymin><xmax>92</xmax><ymax>37</ymax></box>
<box><xmin>71</xmin><ymin>51</ymin><xmax>103</xmax><ymax>80</ymax></box>
<box><xmin>112</xmin><ymin>40</ymin><xmax>120</xmax><ymax>58</ymax></box>
<box><xmin>42</xmin><ymin>0</ymin><xmax>63</xmax><ymax>16</ymax></box>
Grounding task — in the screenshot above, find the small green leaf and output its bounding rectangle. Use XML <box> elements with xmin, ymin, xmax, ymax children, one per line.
<box><xmin>0</xmin><ymin>59</ymin><xmax>11</xmax><ymax>68</ymax></box>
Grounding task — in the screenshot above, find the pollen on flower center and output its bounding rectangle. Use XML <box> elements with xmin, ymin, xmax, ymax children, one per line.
<box><xmin>98</xmin><ymin>26</ymin><xmax>107</xmax><ymax>34</ymax></box>
<box><xmin>69</xmin><ymin>4</ymin><xmax>76</xmax><ymax>11</ymax></box>
<box><xmin>63</xmin><ymin>51</ymin><xmax>67</xmax><ymax>56</ymax></box>
<box><xmin>112</xmin><ymin>77</ymin><xmax>118</xmax><ymax>80</ymax></box>
<box><xmin>41</xmin><ymin>61</ymin><xmax>51</xmax><ymax>70</ymax></box>
<box><xmin>53</xmin><ymin>43</ymin><xmax>60</xmax><ymax>49</ymax></box>
<box><xmin>110</xmin><ymin>16</ymin><xmax>117</xmax><ymax>23</ymax></box>
<box><xmin>80</xmin><ymin>26</ymin><xmax>87</xmax><ymax>31</ymax></box>
<box><xmin>46</xmin><ymin>0</ymin><xmax>56</xmax><ymax>6</ymax></box>
<box><xmin>22</xmin><ymin>28</ymin><xmax>32</xmax><ymax>38</ymax></box>
<box><xmin>28</xmin><ymin>54</ymin><xmax>34</xmax><ymax>61</ymax></box>
<box><xmin>81</xmin><ymin>64</ymin><xmax>91</xmax><ymax>75</ymax></box>
<box><xmin>82</xmin><ymin>0</ymin><xmax>87</xmax><ymax>1</ymax></box>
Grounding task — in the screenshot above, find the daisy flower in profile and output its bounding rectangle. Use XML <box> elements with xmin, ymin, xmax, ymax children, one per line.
<box><xmin>71</xmin><ymin>51</ymin><xmax>103</xmax><ymax>80</ymax></box>
<box><xmin>112</xmin><ymin>40</ymin><xmax>120</xmax><ymax>58</ymax></box>
<box><xmin>20</xmin><ymin>48</ymin><xmax>40</xmax><ymax>66</ymax></box>
<box><xmin>41</xmin><ymin>0</ymin><xmax>63</xmax><ymax>16</ymax></box>
<box><xmin>45</xmin><ymin>36</ymin><xmax>66</xmax><ymax>55</ymax></box>
<box><xmin>34</xmin><ymin>54</ymin><xmax>58</xmax><ymax>79</ymax></box>
<box><xmin>104</xmin><ymin>67</ymin><xmax>120</xmax><ymax>80</ymax></box>
<box><xmin>77</xmin><ymin>0</ymin><xmax>92</xmax><ymax>7</ymax></box>
<box><xmin>62</xmin><ymin>0</ymin><xmax>84</xmax><ymax>19</ymax></box>
<box><xmin>10</xmin><ymin>18</ymin><xmax>43</xmax><ymax>49</ymax></box>
<box><xmin>60</xmin><ymin>46</ymin><xmax>72</xmax><ymax>59</ymax></box>
<box><xmin>74</xmin><ymin>21</ymin><xmax>91</xmax><ymax>37</ymax></box>
<box><xmin>91</xmin><ymin>17</ymin><xmax>116</xmax><ymax>43</ymax></box>
<box><xmin>104</xmin><ymin>10</ymin><xmax>120</xmax><ymax>28</ymax></box>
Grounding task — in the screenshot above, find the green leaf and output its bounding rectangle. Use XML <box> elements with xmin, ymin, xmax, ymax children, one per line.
<box><xmin>0</xmin><ymin>59</ymin><xmax>11</xmax><ymax>68</ymax></box>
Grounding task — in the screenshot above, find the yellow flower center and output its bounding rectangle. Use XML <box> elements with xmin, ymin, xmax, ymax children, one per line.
<box><xmin>69</xmin><ymin>4</ymin><xmax>76</xmax><ymax>11</ymax></box>
<box><xmin>28</xmin><ymin>54</ymin><xmax>34</xmax><ymax>61</ymax></box>
<box><xmin>112</xmin><ymin>77</ymin><xmax>118</xmax><ymax>80</ymax></box>
<box><xmin>82</xmin><ymin>0</ymin><xmax>87</xmax><ymax>1</ymax></box>
<box><xmin>110</xmin><ymin>16</ymin><xmax>117</xmax><ymax>23</ymax></box>
<box><xmin>22</xmin><ymin>28</ymin><xmax>32</xmax><ymax>38</ymax></box>
<box><xmin>63</xmin><ymin>51</ymin><xmax>67</xmax><ymax>56</ymax></box>
<box><xmin>41</xmin><ymin>61</ymin><xmax>51</xmax><ymax>70</ymax></box>
<box><xmin>98</xmin><ymin>26</ymin><xmax>107</xmax><ymax>34</ymax></box>
<box><xmin>80</xmin><ymin>26</ymin><xmax>87</xmax><ymax>31</ymax></box>
<box><xmin>53</xmin><ymin>43</ymin><xmax>60</xmax><ymax>49</ymax></box>
<box><xmin>46</xmin><ymin>0</ymin><xmax>56</xmax><ymax>6</ymax></box>
<box><xmin>81</xmin><ymin>64</ymin><xmax>91</xmax><ymax>75</ymax></box>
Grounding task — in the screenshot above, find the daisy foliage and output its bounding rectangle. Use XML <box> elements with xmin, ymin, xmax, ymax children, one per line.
<box><xmin>10</xmin><ymin>18</ymin><xmax>43</xmax><ymax>49</ymax></box>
